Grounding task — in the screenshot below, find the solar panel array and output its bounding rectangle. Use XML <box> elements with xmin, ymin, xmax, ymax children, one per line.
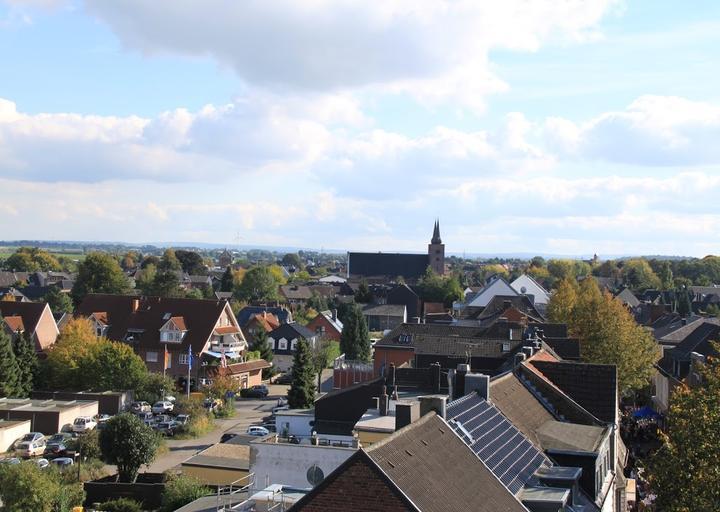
<box><xmin>447</xmin><ymin>392</ymin><xmax>551</xmax><ymax>495</ymax></box>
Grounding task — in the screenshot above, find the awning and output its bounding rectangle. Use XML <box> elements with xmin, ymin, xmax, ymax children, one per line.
<box><xmin>205</xmin><ymin>350</ymin><xmax>241</xmax><ymax>360</ymax></box>
<box><xmin>632</xmin><ymin>406</ymin><xmax>661</xmax><ymax>420</ymax></box>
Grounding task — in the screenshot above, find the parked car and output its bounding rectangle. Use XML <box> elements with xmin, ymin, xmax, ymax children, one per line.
<box><xmin>175</xmin><ymin>414</ymin><xmax>190</xmax><ymax>426</ymax></box>
<box><xmin>246</xmin><ymin>425</ymin><xmax>270</xmax><ymax>437</ymax></box>
<box><xmin>152</xmin><ymin>401</ymin><xmax>174</xmax><ymax>414</ymax></box>
<box><xmin>0</xmin><ymin>457</ymin><xmax>20</xmax><ymax>465</ymax></box>
<box><xmin>164</xmin><ymin>395</ymin><xmax>177</xmax><ymax>403</ymax></box>
<box><xmin>12</xmin><ymin>432</ymin><xmax>44</xmax><ymax>449</ymax></box>
<box><xmin>50</xmin><ymin>457</ymin><xmax>74</xmax><ymax>471</ymax></box>
<box><xmin>130</xmin><ymin>401</ymin><xmax>151</xmax><ymax>413</ymax></box>
<box><xmin>153</xmin><ymin>414</ymin><xmax>173</xmax><ymax>424</ymax></box>
<box><xmin>16</xmin><ymin>439</ymin><xmax>46</xmax><ymax>458</ymax></box>
<box><xmin>136</xmin><ymin>412</ymin><xmax>154</xmax><ymax>425</ymax></box>
<box><xmin>243</xmin><ymin>385</ymin><xmax>269</xmax><ymax>399</ymax></box>
<box><xmin>95</xmin><ymin>414</ymin><xmax>112</xmax><ymax>423</ymax></box>
<box><xmin>72</xmin><ymin>416</ymin><xmax>97</xmax><ymax>433</ymax></box>
<box><xmin>275</xmin><ymin>372</ymin><xmax>292</xmax><ymax>385</ymax></box>
<box><xmin>260</xmin><ymin>423</ymin><xmax>277</xmax><ymax>433</ymax></box>
<box><xmin>35</xmin><ymin>458</ymin><xmax>50</xmax><ymax>469</ymax></box>
<box><xmin>220</xmin><ymin>432</ymin><xmax>239</xmax><ymax>443</ymax></box>
<box><xmin>44</xmin><ymin>433</ymin><xmax>73</xmax><ymax>458</ymax></box>
<box><xmin>154</xmin><ymin>421</ymin><xmax>179</xmax><ymax>437</ymax></box>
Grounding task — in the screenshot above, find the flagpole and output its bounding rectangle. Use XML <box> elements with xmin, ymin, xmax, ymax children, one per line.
<box><xmin>186</xmin><ymin>346</ymin><xmax>191</xmax><ymax>399</ymax></box>
<box><xmin>163</xmin><ymin>344</ymin><xmax>167</xmax><ymax>378</ymax></box>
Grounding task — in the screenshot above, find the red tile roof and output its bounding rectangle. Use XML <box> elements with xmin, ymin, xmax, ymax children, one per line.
<box><xmin>214</xmin><ymin>359</ymin><xmax>271</xmax><ymax>376</ymax></box>
<box><xmin>170</xmin><ymin>316</ymin><xmax>187</xmax><ymax>331</ymax></box>
<box><xmin>4</xmin><ymin>315</ymin><xmax>25</xmax><ymax>332</ymax></box>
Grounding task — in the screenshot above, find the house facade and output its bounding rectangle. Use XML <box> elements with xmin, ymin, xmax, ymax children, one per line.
<box><xmin>306</xmin><ymin>310</ymin><xmax>343</xmax><ymax>342</ymax></box>
<box><xmin>267</xmin><ymin>322</ymin><xmax>319</xmax><ymax>372</ymax></box>
<box><xmin>76</xmin><ymin>294</ymin><xmax>247</xmax><ymax>388</ymax></box>
<box><xmin>0</xmin><ymin>301</ymin><xmax>59</xmax><ymax>352</ymax></box>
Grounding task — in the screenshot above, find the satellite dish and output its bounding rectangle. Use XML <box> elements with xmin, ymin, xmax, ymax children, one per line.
<box><xmin>520</xmin><ymin>286</ymin><xmax>527</xmax><ymax>294</ymax></box>
<box><xmin>307</xmin><ymin>464</ymin><xmax>325</xmax><ymax>486</ymax></box>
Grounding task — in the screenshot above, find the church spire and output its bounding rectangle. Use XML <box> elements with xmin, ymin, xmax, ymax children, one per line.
<box><xmin>431</xmin><ymin>219</ymin><xmax>442</xmax><ymax>244</ymax></box>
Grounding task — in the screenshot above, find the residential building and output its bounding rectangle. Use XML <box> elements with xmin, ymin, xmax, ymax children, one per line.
<box><xmin>511</xmin><ymin>274</ymin><xmax>551</xmax><ymax>306</ymax></box>
<box><xmin>267</xmin><ymin>322</ymin><xmax>319</xmax><ymax>372</ymax></box>
<box><xmin>306</xmin><ymin>310</ymin><xmax>343</xmax><ymax>341</ymax></box>
<box><xmin>211</xmin><ymin>359</ymin><xmax>271</xmax><ymax>390</ymax></box>
<box><xmin>362</xmin><ymin>303</ymin><xmax>407</xmax><ymax>332</ymax></box>
<box><xmin>0</xmin><ymin>300</ymin><xmax>59</xmax><ymax>351</ymax></box>
<box><xmin>0</xmin><ymin>398</ymin><xmax>98</xmax><ymax>435</ymax></box>
<box><xmin>181</xmin><ymin>443</ymin><xmax>250</xmax><ymax>486</ymax></box>
<box><xmin>75</xmin><ymin>294</ymin><xmax>247</xmax><ymax>388</ymax></box>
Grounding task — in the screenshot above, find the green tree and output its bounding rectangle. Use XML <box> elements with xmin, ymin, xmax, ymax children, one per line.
<box><xmin>160</xmin><ymin>474</ymin><xmax>211</xmax><ymax>512</ymax></box>
<box><xmin>675</xmin><ymin>286</ymin><xmax>692</xmax><ymax>317</ymax></box>
<box><xmin>43</xmin><ymin>287</ymin><xmax>74</xmax><ymax>315</ymax></box>
<box><xmin>13</xmin><ymin>331</ymin><xmax>37</xmax><ymax>397</ymax></box>
<box><xmin>71</xmin><ymin>252</ymin><xmax>130</xmax><ymax>304</ymax></box>
<box><xmin>150</xmin><ymin>270</ymin><xmax>184</xmax><ymax>298</ymax></box>
<box><xmin>135</xmin><ymin>263</ymin><xmax>157</xmax><ymax>295</ymax></box>
<box><xmin>418</xmin><ymin>267</ymin><xmax>446</xmax><ymax>303</ymax></box>
<box><xmin>312</xmin><ymin>338</ymin><xmax>339</xmax><ymax>392</ymax></box>
<box><xmin>158</xmin><ymin>248</ymin><xmax>182</xmax><ymax>272</ymax></box>
<box><xmin>252</xmin><ymin>329</ymin><xmax>274</xmax><ymax>378</ymax></box>
<box><xmin>281</xmin><ymin>253</ymin><xmax>302</xmax><ymax>268</ymax></box>
<box><xmin>120</xmin><ymin>251</ymin><xmax>140</xmax><ymax>271</ymax></box>
<box><xmin>354</xmin><ymin>279</ymin><xmax>373</xmax><ymax>303</ymax></box>
<box><xmin>3</xmin><ymin>247</ymin><xmax>61</xmax><ymax>272</ymax></box>
<box><xmin>442</xmin><ymin>275</ymin><xmax>464</xmax><ymax>306</ymax></box>
<box><xmin>657</xmin><ymin>260</ymin><xmax>674</xmax><ymax>290</ymax></box>
<box><xmin>87</xmin><ymin>341</ymin><xmax>148</xmax><ymax>391</ymax></box>
<box><xmin>135</xmin><ymin>372</ymin><xmax>177</xmax><ymax>403</ymax></box>
<box><xmin>649</xmin><ymin>350</ymin><xmax>720</xmax><ymax>511</ymax></box>
<box><xmin>339</xmin><ymin>304</ymin><xmax>370</xmax><ymax>362</ymax></box>
<box><xmin>99</xmin><ymin>413</ymin><xmax>160</xmax><ymax>482</ymax></box>
<box><xmin>546</xmin><ymin>278</ymin><xmax>579</xmax><ymax>324</ymax></box>
<box><xmin>287</xmin><ymin>339</ymin><xmax>316</xmax><ymax>409</ymax></box>
<box><xmin>175</xmin><ymin>250</ymin><xmax>206</xmax><ymax>275</ymax></box>
<box><xmin>77</xmin><ymin>428</ymin><xmax>102</xmax><ymax>461</ymax></box>
<box><xmin>140</xmin><ymin>255</ymin><xmax>160</xmax><ymax>269</ymax></box>
<box><xmin>622</xmin><ymin>258</ymin><xmax>661</xmax><ymax>291</ymax></box>
<box><xmin>0</xmin><ymin>320</ymin><xmax>21</xmax><ymax>397</ymax></box>
<box><xmin>235</xmin><ymin>266</ymin><xmax>279</xmax><ymax>302</ymax></box>
<box><xmin>530</xmin><ymin>256</ymin><xmax>546</xmax><ymax>268</ymax></box>
<box><xmin>220</xmin><ymin>266</ymin><xmax>234</xmax><ymax>292</ymax></box>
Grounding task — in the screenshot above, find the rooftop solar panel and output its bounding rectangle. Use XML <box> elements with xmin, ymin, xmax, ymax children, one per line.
<box><xmin>447</xmin><ymin>392</ymin><xmax>551</xmax><ymax>497</ymax></box>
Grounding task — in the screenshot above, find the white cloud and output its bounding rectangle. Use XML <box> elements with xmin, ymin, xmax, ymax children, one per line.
<box><xmin>545</xmin><ymin>95</ymin><xmax>720</xmax><ymax>165</ymax></box>
<box><xmin>84</xmin><ymin>0</ymin><xmax>618</xmax><ymax>111</ymax></box>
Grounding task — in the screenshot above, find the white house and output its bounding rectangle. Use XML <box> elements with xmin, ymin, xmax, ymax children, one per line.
<box><xmin>465</xmin><ymin>277</ymin><xmax>518</xmax><ymax>308</ymax></box>
<box><xmin>510</xmin><ymin>274</ymin><xmax>550</xmax><ymax>305</ymax></box>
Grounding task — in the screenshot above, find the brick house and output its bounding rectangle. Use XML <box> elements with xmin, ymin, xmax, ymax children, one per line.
<box><xmin>305</xmin><ymin>310</ymin><xmax>343</xmax><ymax>342</ymax></box>
<box><xmin>210</xmin><ymin>359</ymin><xmax>271</xmax><ymax>389</ymax></box>
<box><xmin>75</xmin><ymin>294</ymin><xmax>247</xmax><ymax>389</ymax></box>
<box><xmin>0</xmin><ymin>301</ymin><xmax>59</xmax><ymax>352</ymax></box>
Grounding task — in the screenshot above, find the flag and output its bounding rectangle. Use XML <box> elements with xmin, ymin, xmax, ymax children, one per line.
<box><xmin>220</xmin><ymin>347</ymin><xmax>227</xmax><ymax>368</ymax></box>
<box><xmin>164</xmin><ymin>345</ymin><xmax>170</xmax><ymax>371</ymax></box>
<box><xmin>188</xmin><ymin>345</ymin><xmax>193</xmax><ymax>370</ymax></box>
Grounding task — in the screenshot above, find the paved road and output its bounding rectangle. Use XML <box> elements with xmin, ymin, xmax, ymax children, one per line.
<box><xmin>144</xmin><ymin>389</ymin><xmax>288</xmax><ymax>474</ymax></box>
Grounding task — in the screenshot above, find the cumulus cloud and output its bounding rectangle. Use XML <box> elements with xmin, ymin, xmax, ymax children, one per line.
<box><xmin>84</xmin><ymin>0</ymin><xmax>617</xmax><ymax>111</ymax></box>
<box><xmin>545</xmin><ymin>95</ymin><xmax>720</xmax><ymax>165</ymax></box>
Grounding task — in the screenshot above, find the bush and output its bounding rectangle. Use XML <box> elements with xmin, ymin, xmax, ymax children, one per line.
<box><xmin>214</xmin><ymin>398</ymin><xmax>236</xmax><ymax>419</ymax></box>
<box><xmin>77</xmin><ymin>428</ymin><xmax>102</xmax><ymax>461</ymax></box>
<box><xmin>100</xmin><ymin>497</ymin><xmax>143</xmax><ymax>512</ymax></box>
<box><xmin>160</xmin><ymin>474</ymin><xmax>211</xmax><ymax>512</ymax></box>
<box><xmin>0</xmin><ymin>460</ymin><xmax>84</xmax><ymax>512</ymax></box>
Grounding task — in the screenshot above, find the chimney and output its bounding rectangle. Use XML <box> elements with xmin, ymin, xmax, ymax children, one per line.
<box><xmin>395</xmin><ymin>401</ymin><xmax>419</xmax><ymax>430</ymax></box>
<box><xmin>131</xmin><ymin>299</ymin><xmax>140</xmax><ymax>313</ymax></box>
<box><xmin>331</xmin><ymin>309</ymin><xmax>337</xmax><ymax>322</ymax></box>
<box><xmin>430</xmin><ymin>362</ymin><xmax>441</xmax><ymax>393</ymax></box>
<box><xmin>465</xmin><ymin>373</ymin><xmax>490</xmax><ymax>401</ymax></box>
<box><xmin>453</xmin><ymin>363</ymin><xmax>470</xmax><ymax>399</ymax></box>
<box><xmin>522</xmin><ymin>346</ymin><xmax>534</xmax><ymax>358</ymax></box>
<box><xmin>419</xmin><ymin>395</ymin><xmax>447</xmax><ymax>419</ymax></box>
<box><xmin>378</xmin><ymin>386</ymin><xmax>389</xmax><ymax>416</ymax></box>
<box><xmin>514</xmin><ymin>352</ymin><xmax>526</xmax><ymax>368</ymax></box>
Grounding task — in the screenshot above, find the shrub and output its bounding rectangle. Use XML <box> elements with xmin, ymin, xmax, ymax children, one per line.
<box><xmin>160</xmin><ymin>474</ymin><xmax>211</xmax><ymax>512</ymax></box>
<box><xmin>100</xmin><ymin>497</ymin><xmax>143</xmax><ymax>512</ymax></box>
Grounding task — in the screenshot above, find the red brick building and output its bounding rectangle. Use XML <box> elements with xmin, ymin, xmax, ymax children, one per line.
<box><xmin>305</xmin><ymin>310</ymin><xmax>343</xmax><ymax>342</ymax></box>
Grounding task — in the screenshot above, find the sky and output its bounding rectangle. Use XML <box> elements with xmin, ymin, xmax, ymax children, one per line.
<box><xmin>2</xmin><ymin>1</ymin><xmax>720</xmax><ymax>257</ymax></box>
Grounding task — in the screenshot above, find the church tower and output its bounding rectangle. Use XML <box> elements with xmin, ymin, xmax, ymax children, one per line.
<box><xmin>428</xmin><ymin>219</ymin><xmax>445</xmax><ymax>275</ymax></box>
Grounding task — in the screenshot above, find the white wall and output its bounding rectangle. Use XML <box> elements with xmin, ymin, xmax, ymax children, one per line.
<box><xmin>0</xmin><ymin>420</ymin><xmax>31</xmax><ymax>453</ymax></box>
<box><xmin>250</xmin><ymin>441</ymin><xmax>356</xmax><ymax>490</ymax></box>
<box><xmin>275</xmin><ymin>413</ymin><xmax>314</xmax><ymax>437</ymax></box>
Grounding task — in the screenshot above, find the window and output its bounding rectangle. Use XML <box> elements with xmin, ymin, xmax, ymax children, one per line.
<box><xmin>291</xmin><ymin>339</ymin><xmax>297</xmax><ymax>351</ymax></box>
<box><xmin>96</xmin><ymin>327</ymin><xmax>103</xmax><ymax>337</ymax></box>
<box><xmin>501</xmin><ymin>342</ymin><xmax>511</xmax><ymax>352</ymax></box>
<box><xmin>279</xmin><ymin>338</ymin><xmax>288</xmax><ymax>350</ymax></box>
<box><xmin>179</xmin><ymin>353</ymin><xmax>189</xmax><ymax>365</ymax></box>
<box><xmin>146</xmin><ymin>351</ymin><xmax>158</xmax><ymax>363</ymax></box>
<box><xmin>269</xmin><ymin>337</ymin><xmax>275</xmax><ymax>350</ymax></box>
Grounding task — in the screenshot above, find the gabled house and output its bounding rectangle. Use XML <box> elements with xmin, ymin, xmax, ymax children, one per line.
<box><xmin>306</xmin><ymin>310</ymin><xmax>343</xmax><ymax>341</ymax></box>
<box><xmin>267</xmin><ymin>322</ymin><xmax>318</xmax><ymax>372</ymax></box>
<box><xmin>362</xmin><ymin>304</ymin><xmax>407</xmax><ymax>332</ymax></box>
<box><xmin>292</xmin><ymin>412</ymin><xmax>527</xmax><ymax>512</ymax></box>
<box><xmin>0</xmin><ymin>301</ymin><xmax>59</xmax><ymax>352</ymax></box>
<box><xmin>236</xmin><ymin>305</ymin><xmax>292</xmax><ymax>326</ymax></box>
<box><xmin>242</xmin><ymin>312</ymin><xmax>281</xmax><ymax>346</ymax></box>
<box><xmin>511</xmin><ymin>274</ymin><xmax>551</xmax><ymax>305</ymax></box>
<box><xmin>459</xmin><ymin>276</ymin><xmax>519</xmax><ymax>312</ymax></box>
<box><xmin>75</xmin><ymin>294</ymin><xmax>247</xmax><ymax>389</ymax></box>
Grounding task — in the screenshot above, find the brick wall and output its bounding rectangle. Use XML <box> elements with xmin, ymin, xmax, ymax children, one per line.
<box><xmin>297</xmin><ymin>455</ymin><xmax>411</xmax><ymax>512</ymax></box>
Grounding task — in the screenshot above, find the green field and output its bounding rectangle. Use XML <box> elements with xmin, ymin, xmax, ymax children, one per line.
<box><xmin>0</xmin><ymin>248</ymin><xmax>87</xmax><ymax>261</ymax></box>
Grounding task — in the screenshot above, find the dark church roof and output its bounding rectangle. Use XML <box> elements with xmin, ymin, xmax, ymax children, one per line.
<box><xmin>431</xmin><ymin>219</ymin><xmax>442</xmax><ymax>244</ymax></box>
<box><xmin>348</xmin><ymin>252</ymin><xmax>429</xmax><ymax>279</ymax></box>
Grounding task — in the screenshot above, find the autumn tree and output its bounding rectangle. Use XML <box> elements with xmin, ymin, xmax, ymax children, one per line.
<box><xmin>546</xmin><ymin>278</ymin><xmax>578</xmax><ymax>324</ymax></box>
<box><xmin>547</xmin><ymin>278</ymin><xmax>658</xmax><ymax>395</ymax></box>
<box><xmin>158</xmin><ymin>248</ymin><xmax>182</xmax><ymax>272</ymax></box>
<box><xmin>649</xmin><ymin>350</ymin><xmax>720</xmax><ymax>511</ymax></box>
<box><xmin>622</xmin><ymin>258</ymin><xmax>661</xmax><ymax>291</ymax></box>
<box><xmin>2</xmin><ymin>247</ymin><xmax>61</xmax><ymax>272</ymax></box>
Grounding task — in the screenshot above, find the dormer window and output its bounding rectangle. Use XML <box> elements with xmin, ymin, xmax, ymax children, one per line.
<box><xmin>159</xmin><ymin>316</ymin><xmax>187</xmax><ymax>344</ymax></box>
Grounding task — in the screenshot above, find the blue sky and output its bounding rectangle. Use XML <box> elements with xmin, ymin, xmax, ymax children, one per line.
<box><xmin>2</xmin><ymin>0</ymin><xmax>720</xmax><ymax>256</ymax></box>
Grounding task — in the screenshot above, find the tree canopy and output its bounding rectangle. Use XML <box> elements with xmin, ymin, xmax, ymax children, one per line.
<box><xmin>621</xmin><ymin>258</ymin><xmax>661</xmax><ymax>291</ymax></box>
<box><xmin>2</xmin><ymin>247</ymin><xmax>61</xmax><ymax>272</ymax></box>
<box><xmin>0</xmin><ymin>319</ymin><xmax>21</xmax><ymax>397</ymax></box>
<box><xmin>99</xmin><ymin>413</ymin><xmax>160</xmax><ymax>482</ymax></box>
<box><xmin>235</xmin><ymin>266</ymin><xmax>280</xmax><ymax>302</ymax></box>
<box><xmin>13</xmin><ymin>331</ymin><xmax>37</xmax><ymax>398</ymax></box>
<box><xmin>649</xmin><ymin>350</ymin><xmax>720</xmax><ymax>511</ymax></box>
<box><xmin>547</xmin><ymin>277</ymin><xmax>658</xmax><ymax>394</ymax></box>
<box><xmin>71</xmin><ymin>252</ymin><xmax>130</xmax><ymax>304</ymax></box>
<box><xmin>0</xmin><ymin>459</ymin><xmax>84</xmax><ymax>512</ymax></box>
<box><xmin>287</xmin><ymin>339</ymin><xmax>316</xmax><ymax>409</ymax></box>
<box><xmin>43</xmin><ymin>287</ymin><xmax>74</xmax><ymax>315</ymax></box>
<box><xmin>175</xmin><ymin>250</ymin><xmax>206</xmax><ymax>275</ymax></box>
<box><xmin>339</xmin><ymin>304</ymin><xmax>370</xmax><ymax>362</ymax></box>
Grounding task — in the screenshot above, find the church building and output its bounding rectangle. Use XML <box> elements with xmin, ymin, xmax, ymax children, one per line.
<box><xmin>347</xmin><ymin>221</ymin><xmax>446</xmax><ymax>281</ymax></box>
